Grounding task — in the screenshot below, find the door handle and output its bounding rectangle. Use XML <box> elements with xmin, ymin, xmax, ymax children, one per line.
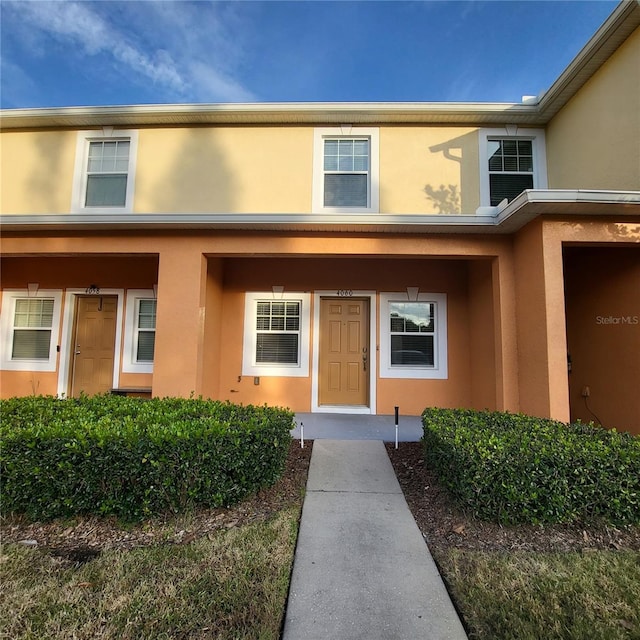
<box><xmin>362</xmin><ymin>347</ymin><xmax>368</xmax><ymax>372</ymax></box>
<box><xmin>75</xmin><ymin>345</ymin><xmax>81</xmax><ymax>355</ymax></box>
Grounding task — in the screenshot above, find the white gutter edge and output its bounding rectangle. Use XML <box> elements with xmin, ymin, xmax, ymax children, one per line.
<box><xmin>1</xmin><ymin>191</ymin><xmax>638</xmax><ymax>233</ymax></box>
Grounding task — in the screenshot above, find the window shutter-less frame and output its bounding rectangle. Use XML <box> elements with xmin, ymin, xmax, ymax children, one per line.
<box><xmin>11</xmin><ymin>299</ymin><xmax>55</xmax><ymax>360</ymax></box>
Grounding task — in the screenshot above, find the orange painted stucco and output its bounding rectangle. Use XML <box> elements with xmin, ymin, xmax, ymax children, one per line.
<box><xmin>1</xmin><ymin>219</ymin><xmax>637</xmax><ymax>427</ymax></box>
<box><xmin>564</xmin><ymin>246</ymin><xmax>640</xmax><ymax>435</ymax></box>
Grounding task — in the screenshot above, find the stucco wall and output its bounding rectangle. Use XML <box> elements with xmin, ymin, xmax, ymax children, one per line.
<box><xmin>0</xmin><ymin>130</ymin><xmax>77</xmax><ymax>214</ymax></box>
<box><xmin>1</xmin><ymin>125</ymin><xmax>480</xmax><ymax>215</ymax></box>
<box><xmin>564</xmin><ymin>246</ymin><xmax>640</xmax><ymax>435</ymax></box>
<box><xmin>546</xmin><ymin>27</ymin><xmax>640</xmax><ymax>191</ymax></box>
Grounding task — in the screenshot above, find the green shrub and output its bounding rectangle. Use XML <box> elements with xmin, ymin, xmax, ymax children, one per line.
<box><xmin>422</xmin><ymin>408</ymin><xmax>640</xmax><ymax>525</ymax></box>
<box><xmin>1</xmin><ymin>395</ymin><xmax>293</xmax><ymax>521</ymax></box>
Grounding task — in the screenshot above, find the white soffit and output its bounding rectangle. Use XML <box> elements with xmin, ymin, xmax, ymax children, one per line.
<box><xmin>1</xmin><ymin>191</ymin><xmax>638</xmax><ymax>235</ymax></box>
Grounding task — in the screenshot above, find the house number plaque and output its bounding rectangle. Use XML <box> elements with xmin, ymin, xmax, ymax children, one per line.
<box><xmin>336</xmin><ymin>290</ymin><xmax>353</xmax><ymax>297</ymax></box>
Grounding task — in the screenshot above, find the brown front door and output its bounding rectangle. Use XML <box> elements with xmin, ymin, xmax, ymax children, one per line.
<box><xmin>319</xmin><ymin>297</ymin><xmax>369</xmax><ymax>406</ymax></box>
<box><xmin>70</xmin><ymin>296</ymin><xmax>118</xmax><ymax>397</ymax></box>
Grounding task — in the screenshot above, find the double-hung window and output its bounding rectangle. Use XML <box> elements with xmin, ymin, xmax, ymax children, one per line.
<box><xmin>243</xmin><ymin>292</ymin><xmax>310</xmax><ymax>377</ymax></box>
<box><xmin>0</xmin><ymin>291</ymin><xmax>62</xmax><ymax>372</ymax></box>
<box><xmin>379</xmin><ymin>293</ymin><xmax>448</xmax><ymax>379</ymax></box>
<box><xmin>135</xmin><ymin>299</ymin><xmax>156</xmax><ymax>363</ymax></box>
<box><xmin>313</xmin><ymin>127</ymin><xmax>379</xmax><ymax>213</ymax></box>
<box><xmin>479</xmin><ymin>128</ymin><xmax>547</xmax><ymax>208</ymax></box>
<box><xmin>72</xmin><ymin>130</ymin><xmax>138</xmax><ymax>213</ymax></box>
<box><xmin>122</xmin><ymin>290</ymin><xmax>156</xmax><ymax>373</ymax></box>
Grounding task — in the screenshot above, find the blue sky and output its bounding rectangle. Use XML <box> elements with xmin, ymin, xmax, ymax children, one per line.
<box><xmin>1</xmin><ymin>0</ymin><xmax>618</xmax><ymax>109</ymax></box>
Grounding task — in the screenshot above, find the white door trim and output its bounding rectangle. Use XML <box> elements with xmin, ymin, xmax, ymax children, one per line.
<box><xmin>57</xmin><ymin>289</ymin><xmax>124</xmax><ymax>398</ymax></box>
<box><xmin>311</xmin><ymin>290</ymin><xmax>377</xmax><ymax>414</ymax></box>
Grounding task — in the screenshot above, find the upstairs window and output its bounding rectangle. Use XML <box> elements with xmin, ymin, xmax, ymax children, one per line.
<box><xmin>323</xmin><ymin>139</ymin><xmax>370</xmax><ymax>207</ymax></box>
<box><xmin>86</xmin><ymin>140</ymin><xmax>130</xmax><ymax>207</ymax></box>
<box><xmin>313</xmin><ymin>127</ymin><xmax>379</xmax><ymax>213</ymax></box>
<box><xmin>72</xmin><ymin>130</ymin><xmax>138</xmax><ymax>213</ymax></box>
<box><xmin>487</xmin><ymin>139</ymin><xmax>534</xmax><ymax>206</ymax></box>
<box><xmin>479</xmin><ymin>129</ymin><xmax>547</xmax><ymax>208</ymax></box>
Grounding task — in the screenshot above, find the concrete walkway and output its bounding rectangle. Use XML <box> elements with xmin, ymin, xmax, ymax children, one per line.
<box><xmin>283</xmin><ymin>440</ymin><xmax>468</xmax><ymax>640</ymax></box>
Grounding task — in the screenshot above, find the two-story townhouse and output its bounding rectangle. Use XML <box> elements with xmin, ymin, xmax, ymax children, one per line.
<box><xmin>1</xmin><ymin>0</ymin><xmax>639</xmax><ymax>433</ymax></box>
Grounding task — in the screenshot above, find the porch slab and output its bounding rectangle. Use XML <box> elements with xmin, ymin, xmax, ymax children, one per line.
<box><xmin>292</xmin><ymin>412</ymin><xmax>423</xmax><ymax>442</ymax></box>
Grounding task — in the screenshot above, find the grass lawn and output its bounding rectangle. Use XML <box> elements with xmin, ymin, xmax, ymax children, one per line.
<box><xmin>438</xmin><ymin>549</ymin><xmax>640</xmax><ymax>640</ymax></box>
<box><xmin>1</xmin><ymin>506</ymin><xmax>299</xmax><ymax>640</ymax></box>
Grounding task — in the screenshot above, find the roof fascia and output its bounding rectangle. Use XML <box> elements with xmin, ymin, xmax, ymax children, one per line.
<box><xmin>536</xmin><ymin>0</ymin><xmax>640</xmax><ymax>120</ymax></box>
<box><xmin>1</xmin><ymin>191</ymin><xmax>637</xmax><ymax>235</ymax></box>
<box><xmin>0</xmin><ymin>2</ymin><xmax>636</xmax><ymax>130</ymax></box>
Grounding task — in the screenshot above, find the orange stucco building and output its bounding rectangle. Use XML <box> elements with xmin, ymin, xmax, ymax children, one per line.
<box><xmin>1</xmin><ymin>1</ymin><xmax>639</xmax><ymax>433</ymax></box>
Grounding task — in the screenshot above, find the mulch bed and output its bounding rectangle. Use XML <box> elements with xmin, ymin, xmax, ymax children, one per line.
<box><xmin>386</xmin><ymin>441</ymin><xmax>640</xmax><ymax>555</ymax></box>
<box><xmin>1</xmin><ymin>442</ymin><xmax>313</xmax><ymax>562</ymax></box>
<box><xmin>4</xmin><ymin>439</ymin><xmax>639</xmax><ymax>563</ymax></box>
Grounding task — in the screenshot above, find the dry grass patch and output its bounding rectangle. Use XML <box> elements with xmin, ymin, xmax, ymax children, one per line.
<box><xmin>1</xmin><ymin>506</ymin><xmax>299</xmax><ymax>640</ymax></box>
<box><xmin>438</xmin><ymin>550</ymin><xmax>640</xmax><ymax>640</ymax></box>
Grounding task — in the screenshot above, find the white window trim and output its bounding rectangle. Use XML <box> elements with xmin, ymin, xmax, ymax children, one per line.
<box><xmin>379</xmin><ymin>292</ymin><xmax>448</xmax><ymax>380</ymax></box>
<box><xmin>57</xmin><ymin>289</ymin><xmax>124</xmax><ymax>398</ymax></box>
<box><xmin>122</xmin><ymin>290</ymin><xmax>155</xmax><ymax>374</ymax></box>
<box><xmin>0</xmin><ymin>290</ymin><xmax>63</xmax><ymax>372</ymax></box>
<box><xmin>71</xmin><ymin>129</ymin><xmax>139</xmax><ymax>214</ymax></box>
<box><xmin>242</xmin><ymin>292</ymin><xmax>311</xmax><ymax>377</ymax></box>
<box><xmin>312</xmin><ymin>126</ymin><xmax>380</xmax><ymax>214</ymax></box>
<box><xmin>478</xmin><ymin>128</ymin><xmax>547</xmax><ymax>207</ymax></box>
<box><xmin>311</xmin><ymin>290</ymin><xmax>377</xmax><ymax>414</ymax></box>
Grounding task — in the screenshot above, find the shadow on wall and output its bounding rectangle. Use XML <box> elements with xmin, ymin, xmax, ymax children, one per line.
<box><xmin>147</xmin><ymin>127</ymin><xmax>236</xmax><ymax>213</ymax></box>
<box><xmin>423</xmin><ymin>184</ymin><xmax>461</xmax><ymax>214</ymax></box>
<box><xmin>426</xmin><ymin>131</ymin><xmax>479</xmax><ymax>214</ymax></box>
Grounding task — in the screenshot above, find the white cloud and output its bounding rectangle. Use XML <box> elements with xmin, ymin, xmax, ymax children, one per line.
<box><xmin>3</xmin><ymin>0</ymin><xmax>257</xmax><ymax>103</ymax></box>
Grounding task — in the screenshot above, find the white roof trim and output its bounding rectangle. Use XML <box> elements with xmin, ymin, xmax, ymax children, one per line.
<box><xmin>1</xmin><ymin>191</ymin><xmax>638</xmax><ymax>235</ymax></box>
<box><xmin>1</xmin><ymin>1</ymin><xmax>638</xmax><ymax>131</ymax></box>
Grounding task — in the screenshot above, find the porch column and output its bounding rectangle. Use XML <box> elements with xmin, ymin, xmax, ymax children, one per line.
<box><xmin>491</xmin><ymin>252</ymin><xmax>520</xmax><ymax>412</ymax></box>
<box><xmin>153</xmin><ymin>245</ymin><xmax>207</xmax><ymax>398</ymax></box>
<box><xmin>514</xmin><ymin>220</ymin><xmax>570</xmax><ymax>422</ymax></box>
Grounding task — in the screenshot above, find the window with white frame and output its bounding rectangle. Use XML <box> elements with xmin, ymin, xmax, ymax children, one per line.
<box><xmin>479</xmin><ymin>128</ymin><xmax>547</xmax><ymax>207</ymax></box>
<box><xmin>72</xmin><ymin>130</ymin><xmax>138</xmax><ymax>213</ymax></box>
<box><xmin>312</xmin><ymin>127</ymin><xmax>379</xmax><ymax>213</ymax></box>
<box><xmin>0</xmin><ymin>291</ymin><xmax>62</xmax><ymax>372</ymax></box>
<box><xmin>242</xmin><ymin>292</ymin><xmax>311</xmax><ymax>377</ymax></box>
<box><xmin>379</xmin><ymin>292</ymin><xmax>448</xmax><ymax>379</ymax></box>
<box><xmin>122</xmin><ymin>290</ymin><xmax>155</xmax><ymax>373</ymax></box>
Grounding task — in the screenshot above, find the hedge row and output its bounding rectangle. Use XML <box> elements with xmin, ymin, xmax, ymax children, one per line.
<box><xmin>1</xmin><ymin>395</ymin><xmax>293</xmax><ymax>521</ymax></box>
<box><xmin>422</xmin><ymin>408</ymin><xmax>640</xmax><ymax>525</ymax></box>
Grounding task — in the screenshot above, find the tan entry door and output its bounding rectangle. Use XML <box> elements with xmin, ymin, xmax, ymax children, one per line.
<box><xmin>319</xmin><ymin>298</ymin><xmax>369</xmax><ymax>406</ymax></box>
<box><xmin>71</xmin><ymin>296</ymin><xmax>118</xmax><ymax>397</ymax></box>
